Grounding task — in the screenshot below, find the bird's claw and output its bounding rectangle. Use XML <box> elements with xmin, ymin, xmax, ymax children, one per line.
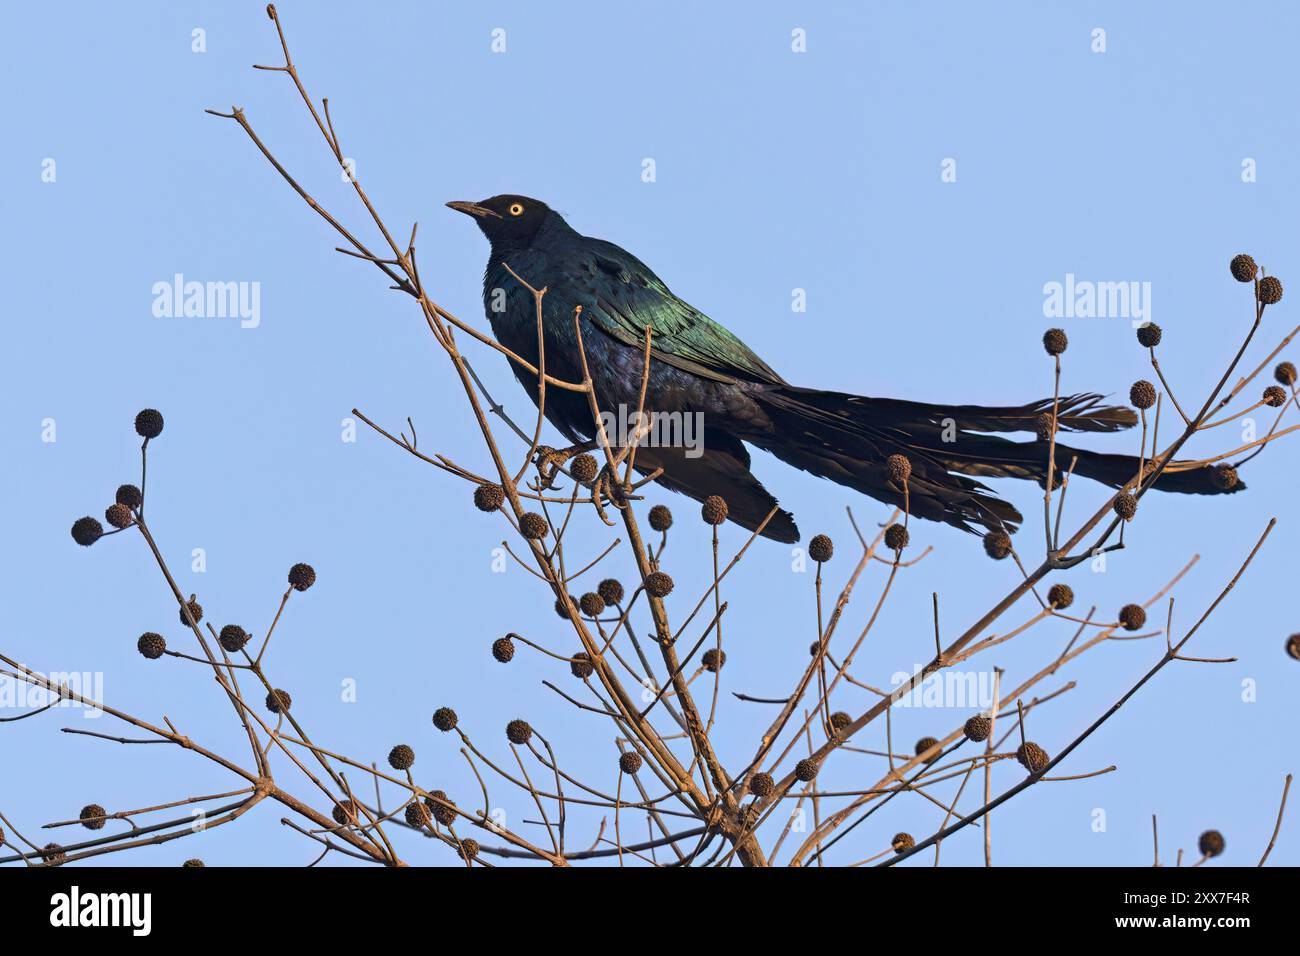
<box><xmin>533</xmin><ymin>442</ymin><xmax>597</xmax><ymax>490</ymax></box>
<box><xmin>532</xmin><ymin>445</ymin><xmax>564</xmax><ymax>490</ymax></box>
<box><xmin>590</xmin><ymin>464</ymin><xmax>635</xmax><ymax>525</ymax></box>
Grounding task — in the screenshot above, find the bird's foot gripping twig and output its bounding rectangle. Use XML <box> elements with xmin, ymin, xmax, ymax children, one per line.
<box><xmin>533</xmin><ymin>442</ymin><xmax>597</xmax><ymax>490</ymax></box>
<box><xmin>590</xmin><ymin>463</ymin><xmax>638</xmax><ymax>525</ymax></box>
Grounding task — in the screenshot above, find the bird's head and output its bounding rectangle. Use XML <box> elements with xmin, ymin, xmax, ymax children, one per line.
<box><xmin>446</xmin><ymin>194</ymin><xmax>553</xmax><ymax>252</ymax></box>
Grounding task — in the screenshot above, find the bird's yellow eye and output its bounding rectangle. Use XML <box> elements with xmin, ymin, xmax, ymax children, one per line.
<box><xmin>508</xmin><ymin>202</ymin><xmax>525</xmax><ymax>217</ymax></box>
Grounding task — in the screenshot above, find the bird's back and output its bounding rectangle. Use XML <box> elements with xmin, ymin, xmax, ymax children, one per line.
<box><xmin>484</xmin><ymin>213</ymin><xmax>784</xmax><ymax>390</ymax></box>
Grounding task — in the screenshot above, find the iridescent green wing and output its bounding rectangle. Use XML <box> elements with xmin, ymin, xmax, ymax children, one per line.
<box><xmin>570</xmin><ymin>238</ymin><xmax>785</xmax><ymax>386</ymax></box>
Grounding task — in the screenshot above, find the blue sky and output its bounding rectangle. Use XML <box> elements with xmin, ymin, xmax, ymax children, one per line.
<box><xmin>2</xmin><ymin>0</ymin><xmax>1296</xmax><ymax>866</ymax></box>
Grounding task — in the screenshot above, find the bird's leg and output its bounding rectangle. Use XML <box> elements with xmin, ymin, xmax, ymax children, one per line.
<box><xmin>591</xmin><ymin>463</ymin><xmax>633</xmax><ymax>516</ymax></box>
<box><xmin>533</xmin><ymin>441</ymin><xmax>598</xmax><ymax>490</ymax></box>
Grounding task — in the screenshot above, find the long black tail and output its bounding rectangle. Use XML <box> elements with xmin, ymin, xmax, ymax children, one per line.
<box><xmin>749</xmin><ymin>386</ymin><xmax>1242</xmax><ymax>535</ymax></box>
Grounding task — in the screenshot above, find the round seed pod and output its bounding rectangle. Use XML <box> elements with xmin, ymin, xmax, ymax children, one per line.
<box><xmin>1047</xmin><ymin>583</ymin><xmax>1074</xmax><ymax>609</ymax></box>
<box><xmin>218</xmin><ymin>624</ymin><xmax>249</xmax><ymax>653</ymax></box>
<box><xmin>134</xmin><ymin>408</ymin><xmax>164</xmax><ymax>439</ymax></box>
<box><xmin>1258</xmin><ymin>276</ymin><xmax>1283</xmax><ymax>305</ymax></box>
<box><xmin>388</xmin><ymin>744</ymin><xmax>415</xmax><ymax>771</ymax></box>
<box><xmin>808</xmin><ymin>534</ymin><xmax>834</xmax><ymax>563</ymax></box>
<box><xmin>1118</xmin><ymin>603</ymin><xmax>1147</xmax><ymax>631</ymax></box>
<box><xmin>506</xmin><ymin>719</ymin><xmax>532</xmax><ymax>745</ymax></box>
<box><xmin>427</xmin><ymin>791</ymin><xmax>456</xmax><ymax>826</ymax></box>
<box><xmin>105</xmin><ymin>503</ymin><xmax>134</xmax><ymax>529</ymax></box>
<box><xmin>288</xmin><ymin>563</ymin><xmax>316</xmax><ymax>591</ymax></box>
<box><xmin>1113</xmin><ymin>493</ymin><xmax>1138</xmax><ymax>521</ymax></box>
<box><xmin>405</xmin><ymin>801</ymin><xmax>433</xmax><ymax>828</ymax></box>
<box><xmin>701</xmin><ymin>648</ymin><xmax>726</xmax><ymax>673</ymax></box>
<box><xmin>1042</xmin><ymin>328</ymin><xmax>1068</xmax><ymax>356</ymax></box>
<box><xmin>915</xmin><ymin>736</ymin><xmax>940</xmax><ymax>764</ymax></box>
<box><xmin>891</xmin><ymin>832</ymin><xmax>915</xmax><ymax>854</ymax></box>
<box><xmin>554</xmin><ymin>595</ymin><xmax>575</xmax><ymax>619</ymax></box>
<box><xmin>1016</xmin><ymin>741</ymin><xmax>1050</xmax><ymax>774</ymax></box>
<box><xmin>1035</xmin><ymin>413</ymin><xmax>1055</xmax><ymax>441</ymax></box>
<box><xmin>701</xmin><ymin>495</ymin><xmax>729</xmax><ymax>526</ymax></box>
<box><xmin>332</xmin><ymin>800</ymin><xmax>358</xmax><ymax>826</ymax></box>
<box><xmin>809</xmin><ymin>641</ymin><xmax>822</xmax><ymax>657</ymax></box>
<box><xmin>1136</xmin><ymin>322</ymin><xmax>1163</xmax><ymax>348</ymax></box>
<box><xmin>570</xmin><ymin>651</ymin><xmax>594</xmax><ymax>679</ymax></box>
<box><xmin>1211</xmin><ymin>463</ymin><xmax>1239</xmax><ymax>490</ymax></box>
<box><xmin>644</xmin><ymin>571</ymin><xmax>674</xmax><ymax>598</ymax></box>
<box><xmin>1286</xmin><ymin>634</ymin><xmax>1300</xmax><ymax>661</ymax></box>
<box><xmin>884</xmin><ymin>523</ymin><xmax>909</xmax><ymax>551</ymax></box>
<box><xmin>794</xmin><ymin>758</ymin><xmax>819</xmax><ymax>782</ymax></box>
<box><xmin>579</xmin><ymin>592</ymin><xmax>605</xmax><ymax>617</ymax></box>
<box><xmin>1230</xmin><ymin>253</ymin><xmax>1258</xmax><ymax>283</ymax></box>
<box><xmin>648</xmin><ymin>504</ymin><xmax>673</xmax><ymax>532</ymax></box>
<box><xmin>265</xmin><ymin>689</ymin><xmax>292</xmax><ymax>714</ymax></box>
<box><xmin>1129</xmin><ymin>380</ymin><xmax>1157</xmax><ymax>410</ymax></box>
<box><xmin>137</xmin><ymin>632</ymin><xmax>166</xmax><ymax>660</ymax></box>
<box><xmin>830</xmin><ymin>711</ymin><xmax>852</xmax><ymax>732</ymax></box>
<box><xmin>182</xmin><ymin>859</ymin><xmax>205</xmax><ymax>867</ymax></box>
<box><xmin>1275</xmin><ymin>361</ymin><xmax>1297</xmax><ymax>386</ymax></box>
<box><xmin>1263</xmin><ymin>385</ymin><xmax>1287</xmax><ymax>407</ymax></box>
<box><xmin>1198</xmin><ymin>829</ymin><xmax>1225</xmax><ymax>858</ymax></box>
<box><xmin>491</xmin><ymin>636</ymin><xmax>516</xmax><ymax>663</ymax></box>
<box><xmin>963</xmin><ymin>714</ymin><xmax>992</xmax><ymax>742</ymax></box>
<box><xmin>570</xmin><ymin>453</ymin><xmax>598</xmax><ymax>483</ymax></box>
<box><xmin>80</xmin><ymin>804</ymin><xmax>107</xmax><ymax>831</ymax></box>
<box><xmin>518</xmin><ymin>512</ymin><xmax>549</xmax><ymax>540</ymax></box>
<box><xmin>473</xmin><ymin>482</ymin><xmax>505</xmax><ymax>512</ymax></box>
<box><xmin>42</xmin><ymin>843</ymin><xmax>67</xmax><ymax>865</ymax></box>
<box><xmin>458</xmin><ymin>838</ymin><xmax>480</xmax><ymax>860</ymax></box>
<box><xmin>115</xmin><ymin>484</ymin><xmax>143</xmax><ymax>509</ymax></box>
<box><xmin>749</xmin><ymin>772</ymin><xmax>776</xmax><ymax>798</ymax></box>
<box><xmin>179</xmin><ymin>598</ymin><xmax>203</xmax><ymax>627</ymax></box>
<box><xmin>886</xmin><ymin>454</ymin><xmax>912</xmax><ymax>483</ymax></box>
<box><xmin>1038</xmin><ymin>470</ymin><xmax>1065</xmax><ymax>492</ymax></box>
<box><xmin>983</xmin><ymin>530</ymin><xmax>1012</xmax><ymax>560</ymax></box>
<box><xmin>619</xmin><ymin>751</ymin><xmax>643</xmax><ymax>774</ymax></box>
<box><xmin>71</xmin><ymin>516</ymin><xmax>104</xmax><ymax>547</ymax></box>
<box><xmin>432</xmin><ymin>706</ymin><xmax>458</xmax><ymax>732</ymax></box>
<box><xmin>597</xmin><ymin>578</ymin><xmax>625</xmax><ymax>606</ymax></box>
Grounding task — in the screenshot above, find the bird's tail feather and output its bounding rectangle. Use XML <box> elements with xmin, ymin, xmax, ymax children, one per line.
<box><xmin>836</xmin><ymin>391</ymin><xmax>1139</xmax><ymax>435</ymax></box>
<box><xmin>750</xmin><ymin>387</ymin><xmax>1240</xmax><ymax>535</ymax></box>
<box><xmin>941</xmin><ymin>435</ymin><xmax>1245</xmax><ymax>496</ymax></box>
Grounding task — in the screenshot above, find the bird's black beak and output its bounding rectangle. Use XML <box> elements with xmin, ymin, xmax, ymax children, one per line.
<box><xmin>446</xmin><ymin>200</ymin><xmax>501</xmax><ymax>220</ymax></box>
